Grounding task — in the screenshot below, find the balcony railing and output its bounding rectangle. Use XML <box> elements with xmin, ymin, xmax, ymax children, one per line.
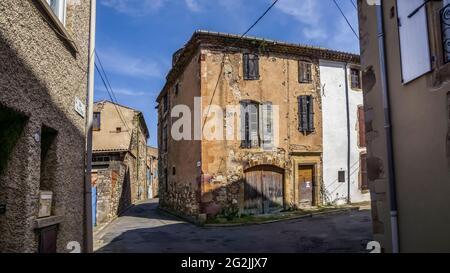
<box><xmin>441</xmin><ymin>4</ymin><xmax>450</xmax><ymax>63</ymax></box>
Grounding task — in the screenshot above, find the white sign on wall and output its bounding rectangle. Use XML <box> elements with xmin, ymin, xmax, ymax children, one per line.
<box><xmin>74</xmin><ymin>97</ymin><xmax>85</xmax><ymax>118</ymax></box>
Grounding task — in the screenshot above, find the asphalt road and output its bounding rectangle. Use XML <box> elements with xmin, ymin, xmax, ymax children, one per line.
<box><xmin>94</xmin><ymin>199</ymin><xmax>373</xmax><ymax>253</ymax></box>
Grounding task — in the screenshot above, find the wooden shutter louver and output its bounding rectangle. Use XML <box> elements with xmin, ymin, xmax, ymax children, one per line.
<box><xmin>244</xmin><ymin>53</ymin><xmax>259</xmax><ymax>80</ymax></box>
<box><xmin>298</xmin><ymin>95</ymin><xmax>314</xmax><ymax>133</ymax></box>
<box><xmin>358</xmin><ymin>106</ymin><xmax>366</xmax><ymax>147</ymax></box>
<box><xmin>360</xmin><ymin>153</ymin><xmax>368</xmax><ymax>190</ymax></box>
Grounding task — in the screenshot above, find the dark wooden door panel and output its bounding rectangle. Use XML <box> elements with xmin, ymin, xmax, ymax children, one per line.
<box><xmin>298</xmin><ymin>165</ymin><xmax>314</xmax><ymax>207</ymax></box>
<box><xmin>38</xmin><ymin>225</ymin><xmax>57</xmax><ymax>253</ymax></box>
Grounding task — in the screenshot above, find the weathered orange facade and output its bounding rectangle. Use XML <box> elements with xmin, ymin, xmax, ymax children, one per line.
<box><xmin>157</xmin><ymin>31</ymin><xmax>359</xmax><ymax>221</ymax></box>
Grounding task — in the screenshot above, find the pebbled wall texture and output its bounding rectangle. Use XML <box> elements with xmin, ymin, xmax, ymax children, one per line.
<box><xmin>0</xmin><ymin>0</ymin><xmax>90</xmax><ymax>252</ymax></box>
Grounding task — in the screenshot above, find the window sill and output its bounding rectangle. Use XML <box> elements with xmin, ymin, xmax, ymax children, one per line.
<box><xmin>35</xmin><ymin>0</ymin><xmax>78</xmax><ymax>54</ymax></box>
<box><xmin>35</xmin><ymin>215</ymin><xmax>64</xmax><ymax>229</ymax></box>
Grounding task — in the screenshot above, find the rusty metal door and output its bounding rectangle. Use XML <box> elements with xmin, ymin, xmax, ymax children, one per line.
<box><xmin>244</xmin><ymin>166</ymin><xmax>284</xmax><ymax>214</ymax></box>
<box><xmin>298</xmin><ymin>165</ymin><xmax>314</xmax><ymax>207</ymax></box>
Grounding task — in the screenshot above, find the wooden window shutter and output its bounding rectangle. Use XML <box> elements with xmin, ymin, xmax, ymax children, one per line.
<box><xmin>240</xmin><ymin>102</ymin><xmax>249</xmax><ymax>148</ymax></box>
<box><xmin>396</xmin><ymin>0</ymin><xmax>431</xmax><ymax>83</ymax></box>
<box><xmin>243</xmin><ymin>54</ymin><xmax>249</xmax><ymax>79</ymax></box>
<box><xmin>307</xmin><ymin>96</ymin><xmax>314</xmax><ymax>132</ymax></box>
<box><xmin>358</xmin><ymin>106</ymin><xmax>366</xmax><ymax>147</ymax></box>
<box><xmin>249</xmin><ymin>103</ymin><xmax>259</xmax><ymax>148</ymax></box>
<box><xmin>299</xmin><ymin>61</ymin><xmax>312</xmax><ymax>83</ymax></box>
<box><xmin>244</xmin><ymin>53</ymin><xmax>259</xmax><ymax>80</ymax></box>
<box><xmin>298</xmin><ymin>96</ymin><xmax>307</xmax><ymax>132</ymax></box>
<box><xmin>360</xmin><ymin>153</ymin><xmax>368</xmax><ymax>190</ymax></box>
<box><xmin>261</xmin><ymin>102</ymin><xmax>273</xmax><ymax>148</ymax></box>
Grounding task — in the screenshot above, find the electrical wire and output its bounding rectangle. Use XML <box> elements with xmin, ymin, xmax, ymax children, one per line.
<box><xmin>94</xmin><ymin>62</ymin><xmax>133</xmax><ymax>137</ymax></box>
<box><xmin>332</xmin><ymin>0</ymin><xmax>359</xmax><ymax>39</ymax></box>
<box><xmin>95</xmin><ymin>51</ymin><xmax>132</xmax><ymax>134</ymax></box>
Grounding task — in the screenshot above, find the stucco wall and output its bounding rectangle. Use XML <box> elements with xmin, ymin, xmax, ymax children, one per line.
<box><xmin>320</xmin><ymin>60</ymin><xmax>369</xmax><ymax>205</ymax></box>
<box><xmin>198</xmin><ymin>48</ymin><xmax>323</xmax><ymax>217</ymax></box>
<box><xmin>158</xmin><ymin>51</ymin><xmax>202</xmax><ymax>217</ymax></box>
<box><xmin>359</xmin><ymin>0</ymin><xmax>450</xmax><ymax>252</ymax></box>
<box><xmin>0</xmin><ymin>0</ymin><xmax>90</xmax><ymax>252</ymax></box>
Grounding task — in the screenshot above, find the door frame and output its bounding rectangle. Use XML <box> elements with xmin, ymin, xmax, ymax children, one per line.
<box><xmin>297</xmin><ymin>164</ymin><xmax>316</xmax><ymax>207</ymax></box>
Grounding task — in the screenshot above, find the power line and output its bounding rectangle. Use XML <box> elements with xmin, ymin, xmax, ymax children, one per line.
<box><xmin>350</xmin><ymin>0</ymin><xmax>357</xmax><ymax>10</ymax></box>
<box><xmin>94</xmin><ymin>51</ymin><xmax>132</xmax><ymax>134</ymax></box>
<box><xmin>332</xmin><ymin>0</ymin><xmax>359</xmax><ymax>39</ymax></box>
<box><xmin>202</xmin><ymin>0</ymin><xmax>281</xmax><ymax>131</ymax></box>
<box><xmin>94</xmin><ymin>62</ymin><xmax>133</xmax><ymax>137</ymax></box>
<box><xmin>241</xmin><ymin>0</ymin><xmax>280</xmax><ymax>38</ymax></box>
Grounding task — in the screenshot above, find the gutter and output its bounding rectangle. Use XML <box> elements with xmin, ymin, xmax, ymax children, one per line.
<box><xmin>84</xmin><ymin>0</ymin><xmax>96</xmax><ymax>253</ymax></box>
<box><xmin>376</xmin><ymin>1</ymin><xmax>400</xmax><ymax>253</ymax></box>
<box><xmin>344</xmin><ymin>63</ymin><xmax>351</xmax><ymax>204</ymax></box>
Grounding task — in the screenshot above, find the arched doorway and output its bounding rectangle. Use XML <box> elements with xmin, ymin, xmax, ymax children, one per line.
<box><xmin>244</xmin><ymin>165</ymin><xmax>284</xmax><ymax>215</ymax></box>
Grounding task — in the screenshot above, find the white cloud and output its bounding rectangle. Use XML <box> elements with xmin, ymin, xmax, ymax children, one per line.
<box><xmin>185</xmin><ymin>0</ymin><xmax>201</xmax><ymax>12</ymax></box>
<box><xmin>100</xmin><ymin>0</ymin><xmax>167</xmax><ymax>16</ymax></box>
<box><xmin>96</xmin><ymin>85</ymin><xmax>147</xmax><ymax>97</ymax></box>
<box><xmin>97</xmin><ymin>48</ymin><xmax>163</xmax><ymax>78</ymax></box>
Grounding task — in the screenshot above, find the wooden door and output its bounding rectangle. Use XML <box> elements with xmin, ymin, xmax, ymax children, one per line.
<box><xmin>38</xmin><ymin>225</ymin><xmax>57</xmax><ymax>253</ymax></box>
<box><xmin>262</xmin><ymin>169</ymin><xmax>283</xmax><ymax>213</ymax></box>
<box><xmin>244</xmin><ymin>169</ymin><xmax>263</xmax><ymax>214</ymax></box>
<box><xmin>298</xmin><ymin>165</ymin><xmax>314</xmax><ymax>207</ymax></box>
<box><xmin>244</xmin><ymin>166</ymin><xmax>284</xmax><ymax>214</ymax></box>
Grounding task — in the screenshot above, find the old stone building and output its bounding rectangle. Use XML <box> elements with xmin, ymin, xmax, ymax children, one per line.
<box><xmin>0</xmin><ymin>0</ymin><xmax>92</xmax><ymax>252</ymax></box>
<box><xmin>156</xmin><ymin>31</ymin><xmax>360</xmax><ymax>221</ymax></box>
<box><xmin>91</xmin><ymin>100</ymin><xmax>149</xmax><ymax>229</ymax></box>
<box><xmin>146</xmin><ymin>146</ymin><xmax>159</xmax><ymax>198</ymax></box>
<box><xmin>358</xmin><ymin>0</ymin><xmax>450</xmax><ymax>252</ymax></box>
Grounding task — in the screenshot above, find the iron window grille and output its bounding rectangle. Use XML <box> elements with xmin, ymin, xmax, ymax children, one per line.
<box><xmin>441</xmin><ymin>3</ymin><xmax>450</xmax><ymax>64</ymax></box>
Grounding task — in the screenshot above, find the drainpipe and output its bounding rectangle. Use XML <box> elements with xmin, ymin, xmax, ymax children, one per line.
<box><xmin>376</xmin><ymin>1</ymin><xmax>399</xmax><ymax>253</ymax></box>
<box><xmin>344</xmin><ymin>63</ymin><xmax>351</xmax><ymax>204</ymax></box>
<box><xmin>84</xmin><ymin>0</ymin><xmax>96</xmax><ymax>253</ymax></box>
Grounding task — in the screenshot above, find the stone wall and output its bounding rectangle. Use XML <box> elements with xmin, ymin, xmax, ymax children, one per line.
<box><xmin>0</xmin><ymin>0</ymin><xmax>90</xmax><ymax>252</ymax></box>
<box><xmin>92</xmin><ymin>161</ymin><xmax>130</xmax><ymax>230</ymax></box>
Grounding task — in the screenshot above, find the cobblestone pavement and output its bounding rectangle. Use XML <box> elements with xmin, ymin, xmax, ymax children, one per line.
<box><xmin>94</xmin><ymin>199</ymin><xmax>373</xmax><ymax>253</ymax></box>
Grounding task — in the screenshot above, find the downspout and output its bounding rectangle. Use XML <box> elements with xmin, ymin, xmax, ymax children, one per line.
<box><xmin>376</xmin><ymin>1</ymin><xmax>399</xmax><ymax>253</ymax></box>
<box><xmin>344</xmin><ymin>63</ymin><xmax>351</xmax><ymax>204</ymax></box>
<box><xmin>84</xmin><ymin>0</ymin><xmax>96</xmax><ymax>254</ymax></box>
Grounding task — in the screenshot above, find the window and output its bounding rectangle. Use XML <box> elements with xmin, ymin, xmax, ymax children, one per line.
<box><xmin>163</xmin><ymin>94</ymin><xmax>168</xmax><ymax>113</ymax></box>
<box><xmin>441</xmin><ymin>1</ymin><xmax>450</xmax><ymax>63</ymax></box>
<box><xmin>396</xmin><ymin>0</ymin><xmax>431</xmax><ymax>83</ymax></box>
<box><xmin>299</xmin><ymin>61</ymin><xmax>312</xmax><ymax>83</ymax></box>
<box><xmin>298</xmin><ymin>95</ymin><xmax>314</xmax><ymax>133</ymax></box>
<box><xmin>240</xmin><ymin>101</ymin><xmax>259</xmax><ymax>148</ymax></box>
<box><xmin>350</xmin><ymin>68</ymin><xmax>362</xmax><ymax>89</ymax></box>
<box><xmin>116</xmin><ymin>127</ymin><xmax>122</xmax><ymax>133</ymax></box>
<box><xmin>46</xmin><ymin>0</ymin><xmax>67</xmax><ymax>25</ymax></box>
<box><xmin>172</xmin><ymin>166</ymin><xmax>176</xmax><ymax>175</ymax></box>
<box><xmin>164</xmin><ymin>168</ymin><xmax>168</xmax><ymax>192</ymax></box>
<box><xmin>243</xmin><ymin>53</ymin><xmax>259</xmax><ymax>80</ymax></box>
<box><xmin>338</xmin><ymin>170</ymin><xmax>346</xmax><ymax>183</ymax></box>
<box><xmin>357</xmin><ymin>105</ymin><xmax>366</xmax><ymax>147</ymax></box>
<box><xmin>360</xmin><ymin>153</ymin><xmax>368</xmax><ymax>191</ymax></box>
<box><xmin>240</xmin><ymin>101</ymin><xmax>273</xmax><ymax>149</ymax></box>
<box><xmin>93</xmin><ymin>112</ymin><xmax>101</xmax><ymax>131</ymax></box>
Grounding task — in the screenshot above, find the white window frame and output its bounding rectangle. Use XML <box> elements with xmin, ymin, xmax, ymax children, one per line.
<box><xmin>46</xmin><ymin>0</ymin><xmax>67</xmax><ymax>25</ymax></box>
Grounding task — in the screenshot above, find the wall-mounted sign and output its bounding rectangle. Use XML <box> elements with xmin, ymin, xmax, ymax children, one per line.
<box><xmin>0</xmin><ymin>204</ymin><xmax>6</xmax><ymax>215</ymax></box>
<box><xmin>74</xmin><ymin>97</ymin><xmax>85</xmax><ymax>118</ymax></box>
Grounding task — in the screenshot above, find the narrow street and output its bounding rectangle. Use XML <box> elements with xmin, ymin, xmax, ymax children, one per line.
<box><xmin>94</xmin><ymin>199</ymin><xmax>373</xmax><ymax>253</ymax></box>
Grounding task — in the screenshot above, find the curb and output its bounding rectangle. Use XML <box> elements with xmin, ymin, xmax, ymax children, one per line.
<box><xmin>203</xmin><ymin>206</ymin><xmax>360</xmax><ymax>228</ymax></box>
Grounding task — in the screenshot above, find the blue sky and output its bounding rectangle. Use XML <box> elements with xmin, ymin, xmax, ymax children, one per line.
<box><xmin>94</xmin><ymin>0</ymin><xmax>360</xmax><ymax>147</ymax></box>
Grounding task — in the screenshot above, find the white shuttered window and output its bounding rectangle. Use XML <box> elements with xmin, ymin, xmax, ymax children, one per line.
<box><xmin>396</xmin><ymin>0</ymin><xmax>431</xmax><ymax>83</ymax></box>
